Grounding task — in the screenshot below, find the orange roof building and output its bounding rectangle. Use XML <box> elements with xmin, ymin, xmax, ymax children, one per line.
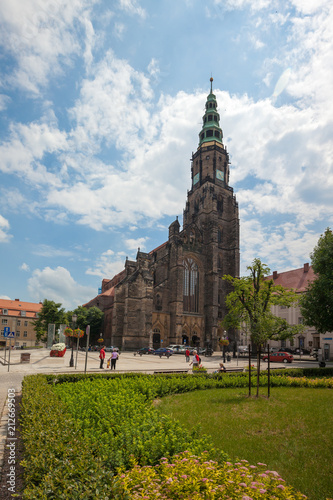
<box><xmin>0</xmin><ymin>298</ymin><xmax>42</xmax><ymax>348</ymax></box>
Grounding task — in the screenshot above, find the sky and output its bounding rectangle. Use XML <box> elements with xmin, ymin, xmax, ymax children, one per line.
<box><xmin>0</xmin><ymin>0</ymin><xmax>332</xmax><ymax>310</ymax></box>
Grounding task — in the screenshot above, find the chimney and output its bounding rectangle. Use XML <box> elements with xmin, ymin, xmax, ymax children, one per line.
<box><xmin>15</xmin><ymin>298</ymin><xmax>19</xmax><ymax>301</ymax></box>
<box><xmin>304</xmin><ymin>263</ymin><xmax>309</xmax><ymax>273</ymax></box>
<box><xmin>273</xmin><ymin>271</ymin><xmax>278</xmax><ymax>280</ymax></box>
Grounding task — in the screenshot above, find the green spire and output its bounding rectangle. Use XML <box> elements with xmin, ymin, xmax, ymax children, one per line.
<box><xmin>198</xmin><ymin>77</ymin><xmax>223</xmax><ymax>147</ymax></box>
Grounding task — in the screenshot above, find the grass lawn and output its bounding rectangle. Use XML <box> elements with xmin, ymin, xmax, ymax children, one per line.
<box><xmin>156</xmin><ymin>387</ymin><xmax>333</xmax><ymax>500</ymax></box>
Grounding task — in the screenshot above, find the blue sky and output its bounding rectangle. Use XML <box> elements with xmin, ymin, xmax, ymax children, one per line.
<box><xmin>0</xmin><ymin>0</ymin><xmax>332</xmax><ymax>310</ymax></box>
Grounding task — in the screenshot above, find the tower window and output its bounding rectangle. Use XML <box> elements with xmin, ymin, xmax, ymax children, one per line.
<box><xmin>217</xmin><ymin>196</ymin><xmax>223</xmax><ymax>212</ymax></box>
<box><xmin>214</xmin><ymin>131</ymin><xmax>220</xmax><ymax>138</ymax></box>
<box><xmin>206</xmin><ymin>130</ymin><xmax>213</xmax><ymax>138</ymax></box>
<box><xmin>208</xmin><ymin>114</ymin><xmax>213</xmax><ymax>121</ymax></box>
<box><xmin>214</xmin><ymin>116</ymin><xmax>217</xmax><ymax>122</ymax></box>
<box><xmin>183</xmin><ymin>258</ymin><xmax>199</xmax><ymax>313</ymax></box>
<box><xmin>209</xmin><ymin>103</ymin><xmax>212</xmax><ymax>108</ymax></box>
<box><xmin>201</xmin><ymin>133</ymin><xmax>204</xmax><ymax>141</ymax></box>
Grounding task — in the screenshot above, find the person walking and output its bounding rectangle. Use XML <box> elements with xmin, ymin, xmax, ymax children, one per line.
<box><xmin>189</xmin><ymin>350</ymin><xmax>200</xmax><ymax>370</ymax></box>
<box><xmin>110</xmin><ymin>348</ymin><xmax>119</xmax><ymax>370</ymax></box>
<box><xmin>99</xmin><ymin>345</ymin><xmax>106</xmax><ymax>369</ymax></box>
<box><xmin>185</xmin><ymin>348</ymin><xmax>190</xmax><ymax>362</ymax></box>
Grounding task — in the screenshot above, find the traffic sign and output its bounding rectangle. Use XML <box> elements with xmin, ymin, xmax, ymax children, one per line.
<box><xmin>7</xmin><ymin>331</ymin><xmax>15</xmax><ymax>338</ymax></box>
<box><xmin>4</xmin><ymin>327</ymin><xmax>10</xmax><ymax>337</ymax></box>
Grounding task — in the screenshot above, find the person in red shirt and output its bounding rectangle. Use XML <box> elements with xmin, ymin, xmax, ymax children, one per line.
<box><xmin>99</xmin><ymin>345</ymin><xmax>106</xmax><ymax>369</ymax></box>
<box><xmin>185</xmin><ymin>348</ymin><xmax>190</xmax><ymax>362</ymax></box>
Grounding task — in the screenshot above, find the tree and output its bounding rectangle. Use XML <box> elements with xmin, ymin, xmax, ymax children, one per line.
<box><xmin>223</xmin><ymin>258</ymin><xmax>303</xmax><ymax>396</ymax></box>
<box><xmin>300</xmin><ymin>228</ymin><xmax>333</xmax><ymax>333</ymax></box>
<box><xmin>65</xmin><ymin>306</ymin><xmax>104</xmax><ymax>344</ymax></box>
<box><xmin>33</xmin><ymin>299</ymin><xmax>66</xmax><ymax>343</ymax></box>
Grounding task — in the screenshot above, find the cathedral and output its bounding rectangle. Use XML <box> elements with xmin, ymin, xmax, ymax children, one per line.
<box><xmin>84</xmin><ymin>79</ymin><xmax>240</xmax><ymax>351</ymax></box>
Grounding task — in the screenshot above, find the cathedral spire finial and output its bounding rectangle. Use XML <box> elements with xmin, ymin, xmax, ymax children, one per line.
<box><xmin>210</xmin><ymin>76</ymin><xmax>213</xmax><ymax>93</ymax></box>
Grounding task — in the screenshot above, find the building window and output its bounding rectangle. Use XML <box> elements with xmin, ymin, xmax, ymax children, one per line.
<box><xmin>24</xmin><ymin>331</ymin><xmax>28</xmax><ymax>337</ymax></box>
<box><xmin>214</xmin><ymin>131</ymin><xmax>220</xmax><ymax>138</ymax></box>
<box><xmin>208</xmin><ymin>114</ymin><xmax>213</xmax><ymax>121</ymax></box>
<box><xmin>17</xmin><ymin>320</ymin><xmax>21</xmax><ymax>326</ymax></box>
<box><xmin>16</xmin><ymin>331</ymin><xmax>20</xmax><ymax>337</ymax></box>
<box><xmin>3</xmin><ymin>309</ymin><xmax>8</xmax><ymax>315</ymax></box>
<box><xmin>24</xmin><ymin>321</ymin><xmax>28</xmax><ymax>326</ymax></box>
<box><xmin>21</xmin><ymin>311</ymin><xmax>26</xmax><ymax>317</ymax></box>
<box><xmin>206</xmin><ymin>130</ymin><xmax>213</xmax><ymax>137</ymax></box>
<box><xmin>183</xmin><ymin>258</ymin><xmax>199</xmax><ymax>313</ymax></box>
<box><xmin>2</xmin><ymin>319</ymin><xmax>8</xmax><ymax>325</ymax></box>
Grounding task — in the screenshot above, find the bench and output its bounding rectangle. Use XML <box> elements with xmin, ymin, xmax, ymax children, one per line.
<box><xmin>153</xmin><ymin>369</ymin><xmax>189</xmax><ymax>374</ymax></box>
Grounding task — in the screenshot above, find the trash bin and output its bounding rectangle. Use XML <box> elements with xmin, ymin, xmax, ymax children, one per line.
<box><xmin>20</xmin><ymin>353</ymin><xmax>30</xmax><ymax>363</ymax></box>
<box><xmin>226</xmin><ymin>354</ymin><xmax>231</xmax><ymax>362</ymax></box>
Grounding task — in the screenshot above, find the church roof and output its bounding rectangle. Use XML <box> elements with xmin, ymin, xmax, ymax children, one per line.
<box><xmin>198</xmin><ymin>77</ymin><xmax>223</xmax><ymax>148</ymax></box>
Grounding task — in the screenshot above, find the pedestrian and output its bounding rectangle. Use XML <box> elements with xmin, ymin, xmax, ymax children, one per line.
<box><xmin>185</xmin><ymin>348</ymin><xmax>190</xmax><ymax>362</ymax></box>
<box><xmin>99</xmin><ymin>345</ymin><xmax>106</xmax><ymax>369</ymax></box>
<box><xmin>217</xmin><ymin>362</ymin><xmax>226</xmax><ymax>373</ymax></box>
<box><xmin>189</xmin><ymin>350</ymin><xmax>200</xmax><ymax>370</ymax></box>
<box><xmin>110</xmin><ymin>348</ymin><xmax>119</xmax><ymax>370</ymax></box>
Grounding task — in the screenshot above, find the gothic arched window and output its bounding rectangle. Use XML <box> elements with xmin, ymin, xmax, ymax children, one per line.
<box><xmin>183</xmin><ymin>257</ymin><xmax>199</xmax><ymax>313</ymax></box>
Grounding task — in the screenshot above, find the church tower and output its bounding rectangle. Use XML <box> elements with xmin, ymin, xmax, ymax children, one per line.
<box><xmin>84</xmin><ymin>78</ymin><xmax>240</xmax><ymax>352</ymax></box>
<box><xmin>182</xmin><ymin>77</ymin><xmax>240</xmax><ymax>347</ymax></box>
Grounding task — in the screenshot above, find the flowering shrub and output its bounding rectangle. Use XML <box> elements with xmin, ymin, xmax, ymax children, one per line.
<box><xmin>193</xmin><ymin>365</ymin><xmax>207</xmax><ymax>373</ymax></box>
<box><xmin>64</xmin><ymin>327</ymin><xmax>73</xmax><ymax>336</ymax></box>
<box><xmin>114</xmin><ymin>451</ymin><xmax>307</xmax><ymax>499</ymax></box>
<box><xmin>219</xmin><ymin>339</ymin><xmax>230</xmax><ymax>346</ymax></box>
<box><xmin>50</xmin><ymin>343</ymin><xmax>66</xmax><ymax>357</ymax></box>
<box><xmin>64</xmin><ymin>327</ymin><xmax>84</xmax><ymax>338</ymax></box>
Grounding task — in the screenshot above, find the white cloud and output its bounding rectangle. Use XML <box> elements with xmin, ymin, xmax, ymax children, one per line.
<box><xmin>27</xmin><ymin>266</ymin><xmax>96</xmax><ymax>309</ymax></box>
<box><xmin>20</xmin><ymin>263</ymin><xmax>30</xmax><ymax>272</ymax></box>
<box><xmin>118</xmin><ymin>0</ymin><xmax>146</xmax><ymax>19</ymax></box>
<box><xmin>32</xmin><ymin>244</ymin><xmax>75</xmax><ymax>258</ymax></box>
<box><xmin>86</xmin><ymin>249</ymin><xmax>126</xmax><ymax>278</ymax></box>
<box><xmin>124</xmin><ymin>237</ymin><xmax>149</xmax><ymax>252</ymax></box>
<box><xmin>0</xmin><ymin>215</ymin><xmax>12</xmax><ymax>243</ymax></box>
<box><xmin>0</xmin><ymin>0</ymin><xmax>100</xmax><ymax>94</ymax></box>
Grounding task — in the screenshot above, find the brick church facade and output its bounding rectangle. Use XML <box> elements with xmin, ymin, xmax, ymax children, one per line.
<box><xmin>84</xmin><ymin>79</ymin><xmax>240</xmax><ymax>350</ymax></box>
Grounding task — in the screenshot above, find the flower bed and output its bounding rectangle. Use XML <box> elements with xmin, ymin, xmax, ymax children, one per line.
<box><xmin>50</xmin><ymin>343</ymin><xmax>66</xmax><ymax>357</ymax></box>
<box><xmin>115</xmin><ymin>452</ymin><xmax>307</xmax><ymax>499</ymax></box>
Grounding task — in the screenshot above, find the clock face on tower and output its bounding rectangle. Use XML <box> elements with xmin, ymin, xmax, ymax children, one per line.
<box><xmin>216</xmin><ymin>169</ymin><xmax>224</xmax><ymax>181</ymax></box>
<box><xmin>193</xmin><ymin>173</ymin><xmax>200</xmax><ymax>185</ymax></box>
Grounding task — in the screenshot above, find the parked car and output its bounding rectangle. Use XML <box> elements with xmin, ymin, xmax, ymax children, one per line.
<box><xmin>167</xmin><ymin>344</ymin><xmax>186</xmax><ymax>354</ymax></box>
<box><xmin>278</xmin><ymin>348</ymin><xmax>294</xmax><ymax>354</ymax></box>
<box><xmin>294</xmin><ymin>348</ymin><xmax>310</xmax><ymax>355</ymax></box>
<box><xmin>262</xmin><ymin>351</ymin><xmax>294</xmax><ymax>363</ymax></box>
<box><xmin>136</xmin><ymin>347</ymin><xmax>155</xmax><ymax>355</ymax></box>
<box><xmin>105</xmin><ymin>346</ymin><xmax>120</xmax><ymax>352</ymax></box>
<box><xmin>238</xmin><ymin>346</ymin><xmax>249</xmax><ymax>354</ymax></box>
<box><xmin>310</xmin><ymin>348</ymin><xmax>319</xmax><ymax>359</ymax></box>
<box><xmin>154</xmin><ymin>348</ymin><xmax>173</xmax><ymax>357</ymax></box>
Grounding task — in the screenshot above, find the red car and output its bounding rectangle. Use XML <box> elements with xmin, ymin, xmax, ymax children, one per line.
<box><xmin>262</xmin><ymin>351</ymin><xmax>294</xmax><ymax>363</ymax></box>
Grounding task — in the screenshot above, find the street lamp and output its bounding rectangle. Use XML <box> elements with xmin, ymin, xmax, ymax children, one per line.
<box><xmin>223</xmin><ymin>330</ymin><xmax>227</xmax><ymax>363</ymax></box>
<box><xmin>69</xmin><ymin>314</ymin><xmax>77</xmax><ymax>367</ymax></box>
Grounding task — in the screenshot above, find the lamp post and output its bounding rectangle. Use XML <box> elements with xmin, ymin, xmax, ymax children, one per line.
<box><xmin>223</xmin><ymin>330</ymin><xmax>227</xmax><ymax>363</ymax></box>
<box><xmin>69</xmin><ymin>314</ymin><xmax>77</xmax><ymax>367</ymax></box>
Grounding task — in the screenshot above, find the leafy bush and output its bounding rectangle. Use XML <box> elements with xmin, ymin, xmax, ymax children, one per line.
<box><xmin>112</xmin><ymin>451</ymin><xmax>307</xmax><ymax>499</ymax></box>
